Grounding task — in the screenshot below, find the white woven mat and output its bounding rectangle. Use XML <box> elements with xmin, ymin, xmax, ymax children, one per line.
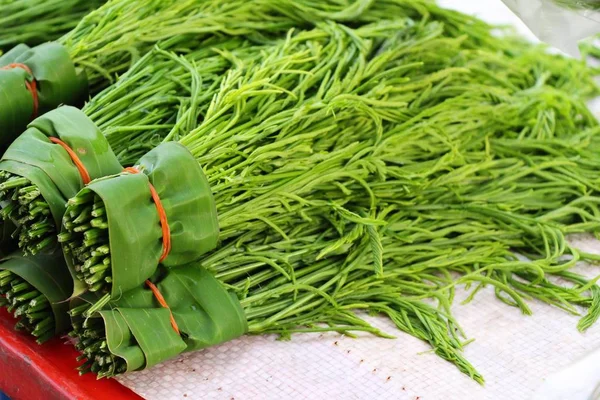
<box><xmin>117</xmin><ymin>244</ymin><xmax>600</xmax><ymax>400</ymax></box>
<box><xmin>117</xmin><ymin>2</ymin><xmax>600</xmax><ymax>399</ymax></box>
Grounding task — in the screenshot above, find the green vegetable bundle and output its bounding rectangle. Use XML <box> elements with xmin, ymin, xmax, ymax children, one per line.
<box><xmin>0</xmin><ymin>34</ymin><xmax>282</xmax><ymax>260</ymax></box>
<box><xmin>61</xmin><ymin>143</ymin><xmax>219</xmax><ymax>297</ymax></box>
<box><xmin>0</xmin><ymin>0</ymin><xmax>429</xmax><ymax>144</ymax></box>
<box><xmin>69</xmin><ymin>264</ymin><xmax>247</xmax><ymax>377</ymax></box>
<box><xmin>0</xmin><ymin>106</ymin><xmax>122</xmax><ymax>255</ymax></box>
<box><xmin>0</xmin><ymin>0</ymin><xmax>104</xmax><ymax>51</ymax></box>
<box><xmin>0</xmin><ymin>250</ymin><xmax>72</xmax><ymax>343</ymax></box>
<box><xmin>0</xmin><ymin>37</ymin><xmax>285</xmax><ymax>343</ymax></box>
<box><xmin>58</xmin><ymin>16</ymin><xmax>600</xmax><ymax>381</ymax></box>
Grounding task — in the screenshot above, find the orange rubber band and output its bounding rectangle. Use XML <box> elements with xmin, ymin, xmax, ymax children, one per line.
<box><xmin>48</xmin><ymin>137</ymin><xmax>91</xmax><ymax>185</ymax></box>
<box><xmin>0</xmin><ymin>63</ymin><xmax>38</xmax><ymax>118</ymax></box>
<box><xmin>145</xmin><ymin>279</ymin><xmax>180</xmax><ymax>335</ymax></box>
<box><xmin>124</xmin><ymin>167</ymin><xmax>171</xmax><ymax>262</ymax></box>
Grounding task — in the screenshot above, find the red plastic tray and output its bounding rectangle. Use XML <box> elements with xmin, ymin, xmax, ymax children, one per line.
<box><xmin>0</xmin><ymin>308</ymin><xmax>142</xmax><ymax>400</ymax></box>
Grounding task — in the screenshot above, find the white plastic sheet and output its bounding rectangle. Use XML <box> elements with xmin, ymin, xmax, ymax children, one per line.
<box><xmin>501</xmin><ymin>0</ymin><xmax>600</xmax><ymax>56</ymax></box>
<box><xmin>116</xmin><ymin>2</ymin><xmax>600</xmax><ymax>399</ymax></box>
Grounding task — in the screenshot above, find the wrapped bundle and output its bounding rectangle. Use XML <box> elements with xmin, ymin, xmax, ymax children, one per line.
<box><xmin>56</xmin><ymin>18</ymin><xmax>600</xmax><ymax>381</ymax></box>
<box><xmin>0</xmin><ymin>106</ymin><xmax>122</xmax><ymax>254</ymax></box>
<box><xmin>69</xmin><ymin>264</ymin><xmax>247</xmax><ymax>377</ymax></box>
<box><xmin>61</xmin><ymin>142</ymin><xmax>218</xmax><ymax>296</ymax></box>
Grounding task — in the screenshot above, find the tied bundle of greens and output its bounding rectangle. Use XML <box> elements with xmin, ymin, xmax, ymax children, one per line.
<box><xmin>0</xmin><ymin>0</ymin><xmax>104</xmax><ymax>50</ymax></box>
<box><xmin>61</xmin><ymin>143</ymin><xmax>219</xmax><ymax>297</ymax></box>
<box><xmin>0</xmin><ymin>34</ymin><xmax>282</xmax><ymax>256</ymax></box>
<box><xmin>0</xmin><ymin>43</ymin><xmax>88</xmax><ymax>146</ymax></box>
<box><xmin>0</xmin><ymin>250</ymin><xmax>72</xmax><ymax>343</ymax></box>
<box><xmin>60</xmin><ymin>16</ymin><xmax>600</xmax><ymax>381</ymax></box>
<box><xmin>69</xmin><ymin>264</ymin><xmax>247</xmax><ymax>377</ymax></box>
<box><xmin>0</xmin><ymin>106</ymin><xmax>122</xmax><ymax>255</ymax></box>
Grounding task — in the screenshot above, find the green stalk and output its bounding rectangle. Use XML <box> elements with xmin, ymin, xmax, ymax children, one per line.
<box><xmin>0</xmin><ymin>0</ymin><xmax>104</xmax><ymax>50</ymax></box>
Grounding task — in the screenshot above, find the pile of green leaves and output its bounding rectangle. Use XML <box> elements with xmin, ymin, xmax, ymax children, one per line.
<box><xmin>2</xmin><ymin>0</ymin><xmax>414</xmax><ymax>147</ymax></box>
<box><xmin>60</xmin><ymin>0</ymin><xmax>375</xmax><ymax>90</ymax></box>
<box><xmin>59</xmin><ymin>13</ymin><xmax>600</xmax><ymax>382</ymax></box>
<box><xmin>2</xmin><ymin>0</ymin><xmax>472</xmax><ymax>235</ymax></box>
<box><xmin>0</xmin><ymin>0</ymin><xmax>104</xmax><ymax>51</ymax></box>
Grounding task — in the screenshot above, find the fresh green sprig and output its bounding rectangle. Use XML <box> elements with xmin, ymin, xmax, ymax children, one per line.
<box><xmin>60</xmin><ymin>0</ymin><xmax>428</xmax><ymax>91</ymax></box>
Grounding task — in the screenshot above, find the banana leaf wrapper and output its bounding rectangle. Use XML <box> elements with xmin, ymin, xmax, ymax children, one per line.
<box><xmin>63</xmin><ymin>142</ymin><xmax>219</xmax><ymax>297</ymax></box>
<box><xmin>73</xmin><ymin>265</ymin><xmax>247</xmax><ymax>372</ymax></box>
<box><xmin>0</xmin><ymin>106</ymin><xmax>122</xmax><ymax>229</ymax></box>
<box><xmin>0</xmin><ymin>43</ymin><xmax>88</xmax><ymax>145</ymax></box>
<box><xmin>1</xmin><ymin>250</ymin><xmax>72</xmax><ymax>334</ymax></box>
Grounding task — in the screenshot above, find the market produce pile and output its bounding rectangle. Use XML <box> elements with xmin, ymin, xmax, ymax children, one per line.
<box><xmin>0</xmin><ymin>0</ymin><xmax>388</xmax><ymax>144</ymax></box>
<box><xmin>0</xmin><ymin>0</ymin><xmax>599</xmax><ymax>384</ymax></box>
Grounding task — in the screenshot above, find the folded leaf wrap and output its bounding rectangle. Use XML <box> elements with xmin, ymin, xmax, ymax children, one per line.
<box><xmin>86</xmin><ymin>266</ymin><xmax>247</xmax><ymax>372</ymax></box>
<box><xmin>0</xmin><ymin>106</ymin><xmax>122</xmax><ymax>228</ymax></box>
<box><xmin>1</xmin><ymin>251</ymin><xmax>72</xmax><ymax>334</ymax></box>
<box><xmin>63</xmin><ymin>142</ymin><xmax>219</xmax><ymax>297</ymax></box>
<box><xmin>0</xmin><ymin>43</ymin><xmax>88</xmax><ymax>144</ymax></box>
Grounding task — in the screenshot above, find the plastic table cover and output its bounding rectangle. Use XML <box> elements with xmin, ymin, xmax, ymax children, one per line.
<box><xmin>116</xmin><ymin>1</ymin><xmax>600</xmax><ymax>399</ymax></box>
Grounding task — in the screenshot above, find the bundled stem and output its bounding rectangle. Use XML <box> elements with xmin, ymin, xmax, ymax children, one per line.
<box><xmin>0</xmin><ymin>251</ymin><xmax>72</xmax><ymax>342</ymax></box>
<box><xmin>60</xmin><ymin>192</ymin><xmax>111</xmax><ymax>293</ymax></box>
<box><xmin>69</xmin><ymin>300</ymin><xmax>125</xmax><ymax>378</ymax></box>
<box><xmin>0</xmin><ymin>171</ymin><xmax>54</xmax><ymax>254</ymax></box>
<box><xmin>0</xmin><ymin>270</ymin><xmax>54</xmax><ymax>343</ymax></box>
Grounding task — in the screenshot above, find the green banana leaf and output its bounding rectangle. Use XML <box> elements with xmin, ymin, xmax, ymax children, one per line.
<box><xmin>0</xmin><ymin>106</ymin><xmax>122</xmax><ymax>229</ymax></box>
<box><xmin>0</xmin><ymin>43</ymin><xmax>88</xmax><ymax>145</ymax></box>
<box><xmin>0</xmin><ymin>44</ymin><xmax>30</xmax><ymax>63</ymax></box>
<box><xmin>1</xmin><ymin>250</ymin><xmax>72</xmax><ymax>334</ymax></box>
<box><xmin>73</xmin><ymin>264</ymin><xmax>247</xmax><ymax>373</ymax></box>
<box><xmin>62</xmin><ymin>142</ymin><xmax>219</xmax><ymax>297</ymax></box>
